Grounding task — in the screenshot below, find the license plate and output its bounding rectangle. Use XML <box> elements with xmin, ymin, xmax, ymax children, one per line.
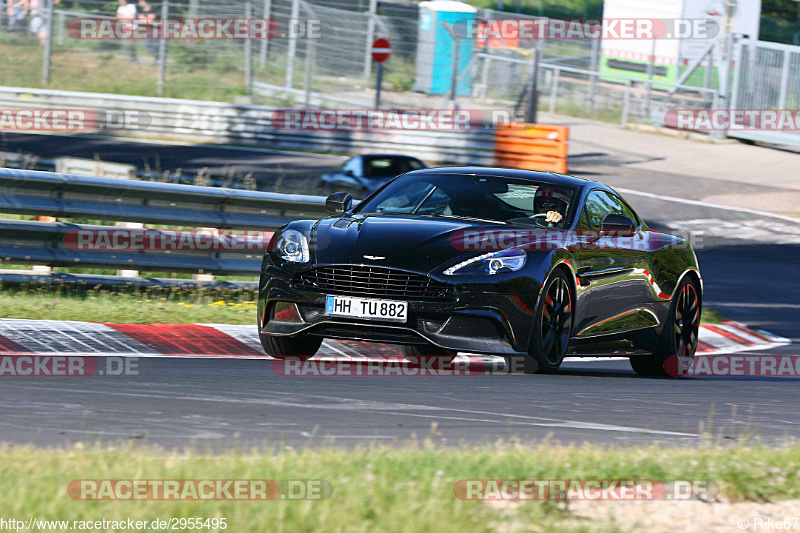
<box><xmin>325</xmin><ymin>295</ymin><xmax>408</xmax><ymax>323</ymax></box>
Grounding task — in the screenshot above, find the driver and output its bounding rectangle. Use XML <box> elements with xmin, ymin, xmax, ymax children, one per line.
<box><xmin>533</xmin><ymin>187</ymin><xmax>570</xmax><ymax>225</ymax></box>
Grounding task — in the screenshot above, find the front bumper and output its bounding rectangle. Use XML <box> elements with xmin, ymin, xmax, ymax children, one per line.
<box><xmin>258</xmin><ymin>275</ymin><xmax>538</xmax><ymax>356</ymax></box>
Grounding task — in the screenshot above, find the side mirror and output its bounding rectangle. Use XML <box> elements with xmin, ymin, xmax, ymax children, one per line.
<box><xmin>325</xmin><ymin>192</ymin><xmax>353</xmax><ymax>214</ymax></box>
<box><xmin>343</xmin><ymin>169</ymin><xmax>356</xmax><ymax>177</ymax></box>
<box><xmin>600</xmin><ymin>214</ymin><xmax>636</xmax><ymax>236</ymax></box>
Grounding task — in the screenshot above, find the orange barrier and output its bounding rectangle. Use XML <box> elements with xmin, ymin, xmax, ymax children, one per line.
<box><xmin>494</xmin><ymin>123</ymin><xmax>569</xmax><ymax>174</ymax></box>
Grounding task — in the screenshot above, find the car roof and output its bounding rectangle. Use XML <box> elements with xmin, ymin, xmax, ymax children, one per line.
<box><xmin>403</xmin><ymin>166</ymin><xmax>597</xmax><ymax>189</ymax></box>
<box><xmin>357</xmin><ymin>154</ymin><xmax>424</xmax><ymax>161</ymax></box>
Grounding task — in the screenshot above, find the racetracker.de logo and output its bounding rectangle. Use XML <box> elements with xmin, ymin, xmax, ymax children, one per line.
<box><xmin>64</xmin><ymin>229</ymin><xmax>273</xmax><ymax>252</ymax></box>
<box><xmin>449</xmin><ymin>229</ymin><xmax>703</xmax><ymax>252</ymax></box>
<box><xmin>0</xmin><ymin>356</ymin><xmax>138</xmax><ymax>377</ymax></box>
<box><xmin>0</xmin><ymin>109</ymin><xmax>150</xmax><ymax>132</ymax></box>
<box><xmin>270</xmin><ymin>357</ymin><xmax>485</xmax><ymax>377</ymax></box>
<box><xmin>0</xmin><ymin>109</ymin><xmax>96</xmax><ymax>132</ymax></box>
<box><xmin>67</xmin><ymin>479</ymin><xmax>333</xmax><ymax>500</ymax></box>
<box><xmin>453</xmin><ymin>479</ymin><xmax>719</xmax><ymax>501</ymax></box>
<box><xmin>665</xmin><ymin>355</ymin><xmax>800</xmax><ymax>378</ymax></box>
<box><xmin>270</xmin><ymin>109</ymin><xmax>484</xmax><ymax>131</ymax></box>
<box><xmin>665</xmin><ymin>109</ymin><xmax>800</xmax><ymax>131</ymax></box>
<box><xmin>460</xmin><ymin>18</ymin><xmax>719</xmax><ymax>41</ymax></box>
<box><xmin>67</xmin><ymin>18</ymin><xmax>282</xmax><ymax>40</ymax></box>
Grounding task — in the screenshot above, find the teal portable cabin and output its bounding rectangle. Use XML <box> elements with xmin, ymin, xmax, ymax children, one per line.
<box><xmin>413</xmin><ymin>0</ymin><xmax>476</xmax><ymax>96</ymax></box>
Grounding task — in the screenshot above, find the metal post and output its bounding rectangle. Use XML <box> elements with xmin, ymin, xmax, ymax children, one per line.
<box><xmin>362</xmin><ymin>0</ymin><xmax>377</xmax><ymax>80</ymax></box>
<box><xmin>285</xmin><ymin>0</ymin><xmax>300</xmax><ymax>88</ymax></box>
<box><xmin>729</xmin><ymin>36</ymin><xmax>744</xmax><ymax>115</ymax></box>
<box><xmin>260</xmin><ymin>0</ymin><xmax>272</xmax><ymax>68</ymax></box>
<box><xmin>480</xmin><ymin>54</ymin><xmax>490</xmax><ymax>100</ymax></box>
<box><xmin>41</xmin><ymin>0</ymin><xmax>55</xmax><ymax>86</ymax></box>
<box><xmin>588</xmin><ymin>35</ymin><xmax>599</xmax><ymax>114</ymax></box>
<box><xmin>525</xmin><ymin>42</ymin><xmax>541</xmax><ymax>124</ymax></box>
<box><xmin>644</xmin><ymin>38</ymin><xmax>656</xmax><ymax>122</ymax></box>
<box><xmin>449</xmin><ymin>36</ymin><xmax>460</xmax><ymax>108</ymax></box>
<box><xmin>187</xmin><ymin>0</ymin><xmax>198</xmax><ymax>48</ymax></box>
<box><xmin>778</xmin><ymin>49</ymin><xmax>791</xmax><ymax>110</ymax></box>
<box><xmin>713</xmin><ymin>34</ymin><xmax>736</xmax><ymax>139</ymax></box>
<box><xmin>549</xmin><ymin>68</ymin><xmax>560</xmax><ymax>114</ymax></box>
<box><xmin>304</xmin><ymin>38</ymin><xmax>316</xmax><ymax>107</ymax></box>
<box><xmin>157</xmin><ymin>0</ymin><xmax>169</xmax><ymax>96</ymax></box>
<box><xmin>703</xmin><ymin>51</ymin><xmax>713</xmax><ymax>105</ymax></box>
<box><xmin>374</xmin><ymin>62</ymin><xmax>383</xmax><ymax>108</ymax></box>
<box><xmin>440</xmin><ymin>22</ymin><xmax>460</xmax><ymax>110</ymax></box>
<box><xmin>57</xmin><ymin>11</ymin><xmax>65</xmax><ymax>45</ymax></box>
<box><xmin>245</xmin><ymin>0</ymin><xmax>253</xmax><ymax>95</ymax></box>
<box><xmin>621</xmin><ymin>79</ymin><xmax>632</xmax><ymax>126</ymax></box>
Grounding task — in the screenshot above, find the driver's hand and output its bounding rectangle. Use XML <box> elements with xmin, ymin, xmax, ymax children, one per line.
<box><xmin>546</xmin><ymin>210</ymin><xmax>563</xmax><ymax>223</ymax></box>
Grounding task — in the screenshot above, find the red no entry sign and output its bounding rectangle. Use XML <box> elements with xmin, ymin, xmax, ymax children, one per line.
<box><xmin>371</xmin><ymin>38</ymin><xmax>391</xmax><ymax>63</ymax></box>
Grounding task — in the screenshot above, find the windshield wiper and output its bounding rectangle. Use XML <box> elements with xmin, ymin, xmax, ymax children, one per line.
<box><xmin>418</xmin><ymin>214</ymin><xmax>506</xmax><ymax>225</ymax></box>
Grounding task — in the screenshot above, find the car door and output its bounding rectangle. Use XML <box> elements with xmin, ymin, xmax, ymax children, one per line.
<box><xmin>571</xmin><ymin>189</ymin><xmax>656</xmax><ymax>348</ymax></box>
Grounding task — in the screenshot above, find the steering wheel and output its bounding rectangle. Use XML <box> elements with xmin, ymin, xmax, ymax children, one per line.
<box><xmin>530</xmin><ymin>213</ymin><xmax>557</xmax><ymax>228</ymax></box>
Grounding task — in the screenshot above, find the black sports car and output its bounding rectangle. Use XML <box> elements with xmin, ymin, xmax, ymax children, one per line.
<box><xmin>258</xmin><ymin>167</ymin><xmax>702</xmax><ymax>376</ymax></box>
<box><xmin>318</xmin><ymin>154</ymin><xmax>426</xmax><ymax>196</ymax></box>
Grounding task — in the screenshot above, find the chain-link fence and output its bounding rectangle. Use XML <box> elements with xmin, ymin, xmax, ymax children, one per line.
<box><xmin>6</xmin><ymin>0</ymin><xmax>800</xmax><ymax>135</ymax></box>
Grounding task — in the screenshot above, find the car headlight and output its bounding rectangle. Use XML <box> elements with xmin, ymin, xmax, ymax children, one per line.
<box><xmin>443</xmin><ymin>249</ymin><xmax>526</xmax><ymax>276</ymax></box>
<box><xmin>275</xmin><ymin>229</ymin><xmax>310</xmax><ymax>263</ymax></box>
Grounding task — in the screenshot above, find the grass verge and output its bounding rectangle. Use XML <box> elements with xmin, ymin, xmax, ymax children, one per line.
<box><xmin>0</xmin><ymin>286</ymin><xmax>257</xmax><ymax>324</ymax></box>
<box><xmin>0</xmin><ymin>442</ymin><xmax>798</xmax><ymax>532</ymax></box>
<box><xmin>0</xmin><ymin>286</ymin><xmax>724</xmax><ymax>326</ymax></box>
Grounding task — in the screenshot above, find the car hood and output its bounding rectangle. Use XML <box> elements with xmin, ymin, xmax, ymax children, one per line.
<box><xmin>310</xmin><ymin>215</ymin><xmax>552</xmax><ymax>274</ymax></box>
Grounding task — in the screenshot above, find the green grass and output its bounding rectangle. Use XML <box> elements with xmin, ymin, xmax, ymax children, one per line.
<box><xmin>0</xmin><ymin>286</ymin><xmax>257</xmax><ymax>324</ymax></box>
<box><xmin>0</xmin><ymin>286</ymin><xmax>725</xmax><ymax>326</ymax></box>
<box><xmin>0</xmin><ymin>442</ymin><xmax>798</xmax><ymax>532</ymax></box>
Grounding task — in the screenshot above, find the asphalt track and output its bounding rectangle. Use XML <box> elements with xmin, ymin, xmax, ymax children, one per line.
<box><xmin>1</xmin><ymin>132</ymin><xmax>799</xmax><ymax>449</ymax></box>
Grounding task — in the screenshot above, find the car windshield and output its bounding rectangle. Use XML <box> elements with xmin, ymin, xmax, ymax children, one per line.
<box><xmin>363</xmin><ymin>157</ymin><xmax>424</xmax><ymax>178</ymax></box>
<box><xmin>354</xmin><ymin>172</ymin><xmax>577</xmax><ymax>228</ymax></box>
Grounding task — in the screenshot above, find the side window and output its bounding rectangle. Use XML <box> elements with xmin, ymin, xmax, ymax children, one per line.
<box><xmin>341</xmin><ymin>157</ymin><xmax>361</xmax><ymax>176</ymax></box>
<box><xmin>584</xmin><ymin>190</ymin><xmax>638</xmax><ymax>229</ymax></box>
<box><xmin>576</xmin><ymin>207</ymin><xmax>591</xmax><ymax>231</ymax></box>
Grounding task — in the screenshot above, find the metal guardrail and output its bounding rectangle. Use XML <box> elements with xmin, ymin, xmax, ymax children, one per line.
<box><xmin>0</xmin><ymin>219</ymin><xmax>262</xmax><ymax>276</ymax></box>
<box><xmin>0</xmin><ymin>270</ymin><xmax>258</xmax><ymax>290</ymax></box>
<box><xmin>0</xmin><ymin>168</ymin><xmax>330</xmax><ymax>278</ymax></box>
<box><xmin>0</xmin><ymin>87</ymin><xmax>497</xmax><ymax>165</ymax></box>
<box><xmin>0</xmin><ymin>168</ymin><xmax>328</xmax><ymax>229</ymax></box>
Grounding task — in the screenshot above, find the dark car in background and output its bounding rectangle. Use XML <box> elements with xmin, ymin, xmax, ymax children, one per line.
<box><xmin>318</xmin><ymin>154</ymin><xmax>426</xmax><ymax>196</ymax></box>
<box><xmin>261</xmin><ymin>167</ymin><xmax>702</xmax><ymax>376</ymax></box>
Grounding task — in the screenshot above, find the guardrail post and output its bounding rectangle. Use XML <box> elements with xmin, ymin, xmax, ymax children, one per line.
<box><xmin>157</xmin><ymin>0</ymin><xmax>169</xmax><ymax>97</ymax></box>
<box><xmin>116</xmin><ymin>222</ymin><xmax>144</xmax><ymax>278</ymax></box>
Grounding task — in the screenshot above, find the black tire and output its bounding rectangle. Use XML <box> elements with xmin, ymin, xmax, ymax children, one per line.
<box><xmin>260</xmin><ymin>334</ymin><xmax>322</xmax><ymax>360</ymax></box>
<box><xmin>525</xmin><ymin>269</ymin><xmax>574</xmax><ymax>374</ymax></box>
<box><xmin>400</xmin><ymin>344</ymin><xmax>456</xmax><ymax>365</ymax></box>
<box><xmin>630</xmin><ymin>277</ymin><xmax>701</xmax><ymax>377</ymax></box>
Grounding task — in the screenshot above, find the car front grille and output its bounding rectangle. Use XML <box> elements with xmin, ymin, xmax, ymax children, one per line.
<box><xmin>293</xmin><ymin>265</ymin><xmax>455</xmax><ymax>301</ymax></box>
